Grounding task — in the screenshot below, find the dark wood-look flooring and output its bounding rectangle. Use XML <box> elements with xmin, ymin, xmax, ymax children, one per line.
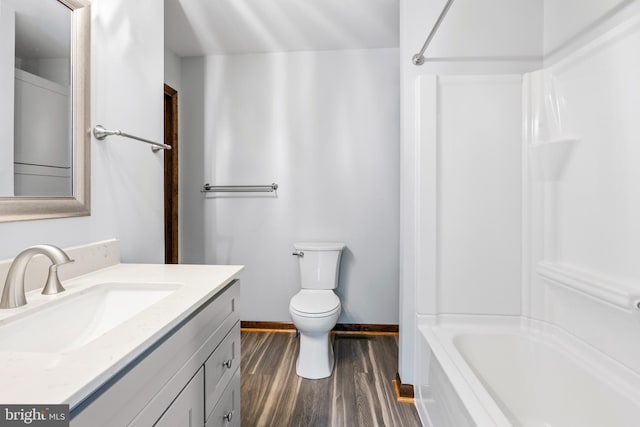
<box><xmin>241</xmin><ymin>331</ymin><xmax>422</xmax><ymax>427</ymax></box>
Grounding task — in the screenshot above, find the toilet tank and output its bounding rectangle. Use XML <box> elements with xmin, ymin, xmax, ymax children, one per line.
<box><xmin>294</xmin><ymin>242</ymin><xmax>346</xmax><ymax>290</ymax></box>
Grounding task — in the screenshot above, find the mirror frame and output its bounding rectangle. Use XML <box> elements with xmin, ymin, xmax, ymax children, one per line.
<box><xmin>0</xmin><ymin>0</ymin><xmax>90</xmax><ymax>223</ymax></box>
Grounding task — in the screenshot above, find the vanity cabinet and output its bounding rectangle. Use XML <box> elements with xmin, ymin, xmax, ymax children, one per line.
<box><xmin>154</xmin><ymin>324</ymin><xmax>242</xmax><ymax>427</ymax></box>
<box><xmin>70</xmin><ymin>280</ymin><xmax>240</xmax><ymax>427</ymax></box>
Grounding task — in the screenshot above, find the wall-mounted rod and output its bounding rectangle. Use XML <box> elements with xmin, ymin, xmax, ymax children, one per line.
<box><xmin>201</xmin><ymin>183</ymin><xmax>279</xmax><ymax>193</ymax></box>
<box><xmin>93</xmin><ymin>125</ymin><xmax>171</xmax><ymax>152</ymax></box>
<box><xmin>412</xmin><ymin>0</ymin><xmax>455</xmax><ymax>66</ymax></box>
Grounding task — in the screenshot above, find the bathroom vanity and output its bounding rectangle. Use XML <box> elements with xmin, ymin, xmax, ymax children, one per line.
<box><xmin>0</xmin><ymin>261</ymin><xmax>243</xmax><ymax>427</ymax></box>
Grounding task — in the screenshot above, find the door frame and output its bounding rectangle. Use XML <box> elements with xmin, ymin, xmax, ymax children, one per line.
<box><xmin>164</xmin><ymin>84</ymin><xmax>179</xmax><ymax>264</ymax></box>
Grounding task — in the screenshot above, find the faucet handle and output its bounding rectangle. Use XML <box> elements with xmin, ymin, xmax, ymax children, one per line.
<box><xmin>41</xmin><ymin>261</ymin><xmax>74</xmax><ymax>295</ymax></box>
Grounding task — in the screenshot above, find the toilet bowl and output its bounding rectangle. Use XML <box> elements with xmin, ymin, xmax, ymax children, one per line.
<box><xmin>290</xmin><ymin>290</ymin><xmax>341</xmax><ymax>379</ymax></box>
<box><xmin>289</xmin><ymin>242</ymin><xmax>345</xmax><ymax>379</ymax></box>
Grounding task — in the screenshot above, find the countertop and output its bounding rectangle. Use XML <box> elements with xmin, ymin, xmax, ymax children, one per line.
<box><xmin>0</xmin><ymin>263</ymin><xmax>243</xmax><ymax>408</ymax></box>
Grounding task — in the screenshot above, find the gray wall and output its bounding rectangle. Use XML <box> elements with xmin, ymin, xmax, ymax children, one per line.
<box><xmin>0</xmin><ymin>0</ymin><xmax>165</xmax><ymax>262</ymax></box>
<box><xmin>180</xmin><ymin>48</ymin><xmax>400</xmax><ymax>324</ymax></box>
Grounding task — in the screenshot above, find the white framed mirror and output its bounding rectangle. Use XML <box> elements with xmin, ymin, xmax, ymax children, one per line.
<box><xmin>0</xmin><ymin>0</ymin><xmax>90</xmax><ymax>222</ymax></box>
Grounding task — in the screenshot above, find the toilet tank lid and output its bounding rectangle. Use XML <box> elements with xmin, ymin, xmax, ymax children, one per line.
<box><xmin>294</xmin><ymin>242</ymin><xmax>346</xmax><ymax>251</ymax></box>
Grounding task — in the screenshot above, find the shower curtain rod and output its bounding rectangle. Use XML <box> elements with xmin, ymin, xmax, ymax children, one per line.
<box><xmin>412</xmin><ymin>0</ymin><xmax>456</xmax><ymax>66</ymax></box>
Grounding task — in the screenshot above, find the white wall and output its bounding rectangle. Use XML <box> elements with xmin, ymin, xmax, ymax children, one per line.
<box><xmin>179</xmin><ymin>56</ymin><xmax>206</xmax><ymax>265</ymax></box>
<box><xmin>0</xmin><ymin>0</ymin><xmax>165</xmax><ymax>263</ymax></box>
<box><xmin>17</xmin><ymin>57</ymin><xmax>70</xmax><ymax>86</ymax></box>
<box><xmin>400</xmin><ymin>0</ymin><xmax>543</xmax><ymax>383</ymax></box>
<box><xmin>0</xmin><ymin>0</ymin><xmax>15</xmax><ymax>197</ymax></box>
<box><xmin>181</xmin><ymin>48</ymin><xmax>400</xmax><ymax>324</ymax></box>
<box><xmin>164</xmin><ymin>48</ymin><xmax>181</xmax><ymax>91</ymax></box>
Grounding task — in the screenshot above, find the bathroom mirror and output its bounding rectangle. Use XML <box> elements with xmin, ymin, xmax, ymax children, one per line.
<box><xmin>0</xmin><ymin>0</ymin><xmax>90</xmax><ymax>222</ymax></box>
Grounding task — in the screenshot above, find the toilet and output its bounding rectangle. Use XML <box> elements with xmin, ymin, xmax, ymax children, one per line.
<box><xmin>289</xmin><ymin>242</ymin><xmax>345</xmax><ymax>379</ymax></box>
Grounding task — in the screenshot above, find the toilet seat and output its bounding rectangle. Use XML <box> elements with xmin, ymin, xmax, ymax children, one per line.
<box><xmin>290</xmin><ymin>290</ymin><xmax>340</xmax><ymax>318</ymax></box>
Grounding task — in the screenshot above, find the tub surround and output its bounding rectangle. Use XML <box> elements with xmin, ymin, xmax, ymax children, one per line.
<box><xmin>398</xmin><ymin>0</ymin><xmax>544</xmax><ymax>385</ymax></box>
<box><xmin>407</xmin><ymin>3</ymin><xmax>640</xmax><ymax>424</ymax></box>
<box><xmin>521</xmin><ymin>11</ymin><xmax>640</xmax><ymax>375</ymax></box>
<box><xmin>0</xmin><ymin>261</ymin><xmax>243</xmax><ymax>409</ymax></box>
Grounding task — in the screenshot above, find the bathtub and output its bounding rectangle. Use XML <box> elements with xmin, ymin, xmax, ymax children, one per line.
<box><xmin>415</xmin><ymin>317</ymin><xmax>640</xmax><ymax>427</ymax></box>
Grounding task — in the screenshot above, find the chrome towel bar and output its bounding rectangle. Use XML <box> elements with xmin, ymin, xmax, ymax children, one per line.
<box><xmin>201</xmin><ymin>183</ymin><xmax>279</xmax><ymax>193</ymax></box>
<box><xmin>93</xmin><ymin>125</ymin><xmax>171</xmax><ymax>152</ymax></box>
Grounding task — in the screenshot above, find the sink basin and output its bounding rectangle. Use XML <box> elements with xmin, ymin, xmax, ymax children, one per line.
<box><xmin>0</xmin><ymin>282</ymin><xmax>182</xmax><ymax>353</ymax></box>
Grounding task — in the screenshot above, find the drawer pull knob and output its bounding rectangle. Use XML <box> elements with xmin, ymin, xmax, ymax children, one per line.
<box><xmin>223</xmin><ymin>359</ymin><xmax>233</xmax><ymax>369</ymax></box>
<box><xmin>223</xmin><ymin>411</ymin><xmax>233</xmax><ymax>422</ymax></box>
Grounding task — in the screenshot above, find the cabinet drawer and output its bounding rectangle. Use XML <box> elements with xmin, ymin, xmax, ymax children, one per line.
<box><xmin>206</xmin><ymin>368</ymin><xmax>240</xmax><ymax>427</ymax></box>
<box><xmin>205</xmin><ymin>322</ymin><xmax>240</xmax><ymax>420</ymax></box>
<box><xmin>154</xmin><ymin>368</ymin><xmax>204</xmax><ymax>427</ymax></box>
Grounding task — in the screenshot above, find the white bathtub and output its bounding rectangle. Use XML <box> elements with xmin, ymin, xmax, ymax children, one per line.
<box><xmin>415</xmin><ymin>317</ymin><xmax>640</xmax><ymax>427</ymax></box>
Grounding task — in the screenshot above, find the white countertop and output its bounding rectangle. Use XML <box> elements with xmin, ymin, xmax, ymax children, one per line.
<box><xmin>0</xmin><ymin>263</ymin><xmax>243</xmax><ymax>408</ymax></box>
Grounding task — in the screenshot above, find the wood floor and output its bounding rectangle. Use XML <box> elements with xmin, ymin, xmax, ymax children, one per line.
<box><xmin>240</xmin><ymin>331</ymin><xmax>422</xmax><ymax>427</ymax></box>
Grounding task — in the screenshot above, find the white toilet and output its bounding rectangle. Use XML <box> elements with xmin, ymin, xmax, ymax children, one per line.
<box><xmin>289</xmin><ymin>241</ymin><xmax>345</xmax><ymax>379</ymax></box>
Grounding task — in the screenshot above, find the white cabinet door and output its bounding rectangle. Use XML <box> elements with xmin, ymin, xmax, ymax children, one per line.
<box><xmin>155</xmin><ymin>368</ymin><xmax>205</xmax><ymax>427</ymax></box>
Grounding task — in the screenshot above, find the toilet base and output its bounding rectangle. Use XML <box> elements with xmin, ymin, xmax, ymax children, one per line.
<box><xmin>295</xmin><ymin>331</ymin><xmax>335</xmax><ymax>379</ymax></box>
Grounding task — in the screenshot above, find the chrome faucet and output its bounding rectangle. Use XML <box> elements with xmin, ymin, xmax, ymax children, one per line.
<box><xmin>0</xmin><ymin>245</ymin><xmax>74</xmax><ymax>309</ymax></box>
